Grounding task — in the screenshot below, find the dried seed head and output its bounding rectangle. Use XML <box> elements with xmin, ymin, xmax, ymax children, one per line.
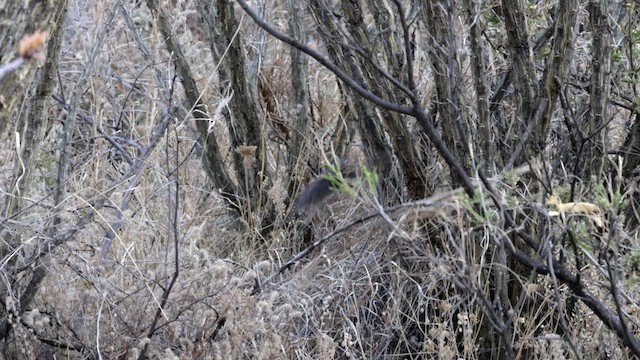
<box><xmin>236</xmin><ymin>145</ymin><xmax>257</xmax><ymax>158</ymax></box>
<box><xmin>19</xmin><ymin>31</ymin><xmax>47</xmax><ymax>59</ymax></box>
<box><xmin>236</xmin><ymin>145</ymin><xmax>257</xmax><ymax>186</ymax></box>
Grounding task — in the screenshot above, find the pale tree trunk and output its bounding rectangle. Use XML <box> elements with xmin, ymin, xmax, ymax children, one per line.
<box><xmin>464</xmin><ymin>0</ymin><xmax>492</xmax><ymax>164</ymax></box>
<box><xmin>149</xmin><ymin>0</ymin><xmax>238</xmax><ymax>207</ymax></box>
<box><xmin>197</xmin><ymin>0</ymin><xmax>272</xmax><ymax>223</ymax></box>
<box><xmin>585</xmin><ymin>0</ymin><xmax>612</xmax><ymax>178</ymax></box>
<box><xmin>501</xmin><ymin>0</ymin><xmax>538</xmax><ymax>164</ymax></box>
<box><xmin>539</xmin><ymin>0</ymin><xmax>579</xmax><ymax>150</ymax></box>
<box><xmin>0</xmin><ymin>0</ymin><xmax>69</xmax><ymax>344</ymax></box>
<box><xmin>286</xmin><ymin>0</ymin><xmax>312</xmax><ymax>206</ymax></box>
<box><xmin>421</xmin><ymin>0</ymin><xmax>471</xmax><ymax>187</ymax></box>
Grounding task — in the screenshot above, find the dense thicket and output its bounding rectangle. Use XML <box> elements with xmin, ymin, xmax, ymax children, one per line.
<box><xmin>0</xmin><ymin>0</ymin><xmax>639</xmax><ymax>358</ymax></box>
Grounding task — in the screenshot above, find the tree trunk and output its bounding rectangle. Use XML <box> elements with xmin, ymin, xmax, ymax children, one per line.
<box><xmin>286</xmin><ymin>0</ymin><xmax>312</xmax><ymax>207</ymax></box>
<box><xmin>0</xmin><ymin>0</ymin><xmax>69</xmax><ymax>342</ymax></box>
<box><xmin>307</xmin><ymin>0</ymin><xmax>398</xmax><ymax>202</ymax></box>
<box><xmin>584</xmin><ymin>0</ymin><xmax>611</xmax><ymax>178</ymax></box>
<box><xmin>421</xmin><ymin>0</ymin><xmax>471</xmax><ymax>187</ymax></box>
<box><xmin>501</xmin><ymin>0</ymin><xmax>539</xmax><ymax>164</ymax></box>
<box><xmin>197</xmin><ymin>0</ymin><xmax>272</xmax><ymax>222</ymax></box>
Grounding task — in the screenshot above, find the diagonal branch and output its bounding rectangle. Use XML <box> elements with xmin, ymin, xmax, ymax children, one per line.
<box><xmin>235</xmin><ymin>0</ymin><xmax>414</xmax><ymax>115</ymax></box>
<box><xmin>236</xmin><ymin>0</ymin><xmax>477</xmax><ymax>197</ymax></box>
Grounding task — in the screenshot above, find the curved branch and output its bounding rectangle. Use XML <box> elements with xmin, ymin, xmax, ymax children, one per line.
<box><xmin>347</xmin><ymin>43</ymin><xmax>414</xmax><ymax>98</ymax></box>
<box><xmin>392</xmin><ymin>0</ymin><xmax>417</xmax><ymax>97</ymax></box>
<box><xmin>415</xmin><ymin>107</ymin><xmax>476</xmax><ymax>196</ymax></box>
<box><xmin>235</xmin><ymin>0</ymin><xmax>414</xmax><ymax>115</ymax></box>
<box><xmin>237</xmin><ymin>0</ymin><xmax>476</xmax><ymax>198</ymax></box>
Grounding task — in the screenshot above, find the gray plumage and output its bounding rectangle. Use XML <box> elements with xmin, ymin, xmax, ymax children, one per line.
<box><xmin>294</xmin><ymin>160</ymin><xmax>359</xmax><ymax>215</ymax></box>
<box><xmin>295</xmin><ymin>178</ymin><xmax>335</xmax><ymax>213</ymax></box>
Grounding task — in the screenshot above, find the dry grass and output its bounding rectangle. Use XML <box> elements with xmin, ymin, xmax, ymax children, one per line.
<box><xmin>1</xmin><ymin>0</ymin><xmax>640</xmax><ymax>359</ymax></box>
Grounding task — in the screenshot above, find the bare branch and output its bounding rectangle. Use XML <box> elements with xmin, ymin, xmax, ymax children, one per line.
<box><xmin>235</xmin><ymin>0</ymin><xmax>414</xmax><ymax>115</ymax></box>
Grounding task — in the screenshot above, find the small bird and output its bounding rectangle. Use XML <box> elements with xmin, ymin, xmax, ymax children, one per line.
<box><xmin>295</xmin><ymin>177</ymin><xmax>335</xmax><ymax>213</ymax></box>
<box><xmin>294</xmin><ymin>159</ymin><xmax>358</xmax><ymax>215</ymax></box>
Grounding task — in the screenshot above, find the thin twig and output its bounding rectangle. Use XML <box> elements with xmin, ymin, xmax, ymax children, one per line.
<box><xmin>137</xmin><ymin>130</ymin><xmax>182</xmax><ymax>360</ymax></box>
<box><xmin>255</xmin><ymin>198</ymin><xmax>450</xmax><ymax>293</ymax></box>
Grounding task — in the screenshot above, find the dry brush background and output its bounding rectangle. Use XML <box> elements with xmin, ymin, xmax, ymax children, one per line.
<box><xmin>0</xmin><ymin>0</ymin><xmax>640</xmax><ymax>359</ymax></box>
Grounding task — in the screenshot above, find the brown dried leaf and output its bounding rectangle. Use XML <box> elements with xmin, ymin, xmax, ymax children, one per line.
<box><xmin>18</xmin><ymin>31</ymin><xmax>47</xmax><ymax>59</ymax></box>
